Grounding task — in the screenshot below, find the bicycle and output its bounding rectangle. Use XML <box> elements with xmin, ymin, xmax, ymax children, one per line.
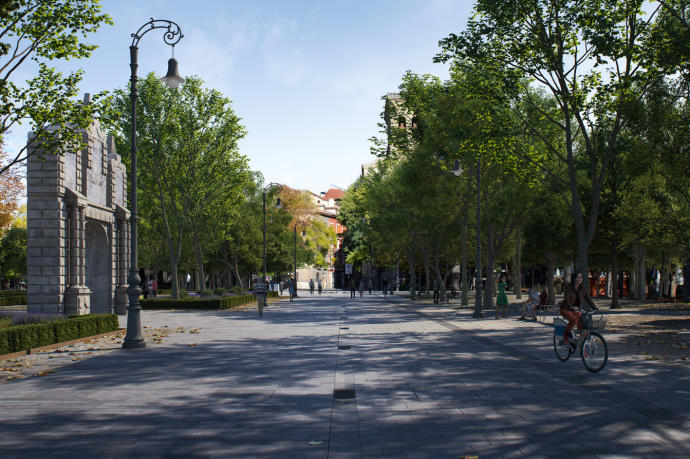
<box><xmin>553</xmin><ymin>309</ymin><xmax>608</xmax><ymax>372</ymax></box>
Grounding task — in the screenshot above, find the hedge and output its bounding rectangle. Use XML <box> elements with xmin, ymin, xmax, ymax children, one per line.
<box><xmin>0</xmin><ymin>293</ymin><xmax>27</xmax><ymax>306</ymax></box>
<box><xmin>0</xmin><ymin>314</ymin><xmax>119</xmax><ymax>355</ymax></box>
<box><xmin>0</xmin><ymin>290</ymin><xmax>27</xmax><ymax>297</ymax></box>
<box><xmin>141</xmin><ymin>292</ymin><xmax>278</xmax><ymax>310</ymax></box>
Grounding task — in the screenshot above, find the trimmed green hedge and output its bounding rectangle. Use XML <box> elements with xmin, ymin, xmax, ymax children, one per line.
<box><xmin>0</xmin><ymin>293</ymin><xmax>27</xmax><ymax>306</ymax></box>
<box><xmin>141</xmin><ymin>292</ymin><xmax>278</xmax><ymax>310</ymax></box>
<box><xmin>0</xmin><ymin>314</ymin><xmax>119</xmax><ymax>355</ymax></box>
<box><xmin>0</xmin><ymin>290</ymin><xmax>27</xmax><ymax>297</ymax></box>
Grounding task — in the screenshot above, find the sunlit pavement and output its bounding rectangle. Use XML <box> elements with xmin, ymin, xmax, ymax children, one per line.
<box><xmin>0</xmin><ymin>292</ymin><xmax>688</xmax><ymax>458</ymax></box>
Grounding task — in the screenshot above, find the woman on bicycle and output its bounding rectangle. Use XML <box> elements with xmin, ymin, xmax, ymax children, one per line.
<box><xmin>560</xmin><ymin>271</ymin><xmax>598</xmax><ymax>344</ymax></box>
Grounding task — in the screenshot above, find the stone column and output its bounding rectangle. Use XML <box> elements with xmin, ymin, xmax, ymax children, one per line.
<box><xmin>63</xmin><ymin>193</ymin><xmax>91</xmax><ymax>315</ymax></box>
<box><xmin>78</xmin><ymin>204</ymin><xmax>86</xmax><ymax>286</ymax></box>
<box><xmin>69</xmin><ymin>205</ymin><xmax>79</xmax><ymax>287</ymax></box>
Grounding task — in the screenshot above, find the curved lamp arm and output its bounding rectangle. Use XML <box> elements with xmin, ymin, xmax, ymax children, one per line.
<box><xmin>131</xmin><ymin>18</ymin><xmax>183</xmax><ymax>47</ymax></box>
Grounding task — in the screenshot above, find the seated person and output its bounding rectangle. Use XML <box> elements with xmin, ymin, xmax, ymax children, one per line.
<box><xmin>518</xmin><ymin>287</ymin><xmax>540</xmax><ymax>320</ymax></box>
<box><xmin>529</xmin><ymin>286</ymin><xmax>550</xmax><ymax>320</ymax></box>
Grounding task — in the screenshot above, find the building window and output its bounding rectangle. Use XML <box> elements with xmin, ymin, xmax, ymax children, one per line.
<box><xmin>412</xmin><ymin>117</ymin><xmax>418</xmax><ymax>129</ymax></box>
<box><xmin>397</xmin><ymin>116</ymin><xmax>406</xmax><ymax>128</ymax></box>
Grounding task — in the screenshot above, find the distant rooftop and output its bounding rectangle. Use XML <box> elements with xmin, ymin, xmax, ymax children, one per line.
<box><xmin>323</xmin><ymin>188</ymin><xmax>345</xmax><ymax>200</ymax></box>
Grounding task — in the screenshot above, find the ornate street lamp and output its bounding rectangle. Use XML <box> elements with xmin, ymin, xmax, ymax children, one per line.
<box><xmin>261</xmin><ymin>183</ymin><xmax>283</xmax><ymax>315</ymax></box>
<box><xmin>123</xmin><ymin>19</ymin><xmax>183</xmax><ymax>349</ymax></box>
<box><xmin>451</xmin><ymin>157</ymin><xmax>483</xmax><ymax>318</ymax></box>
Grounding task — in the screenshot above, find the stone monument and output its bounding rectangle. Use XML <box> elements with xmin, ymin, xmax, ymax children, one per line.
<box><xmin>26</xmin><ymin>95</ymin><xmax>130</xmax><ymax>315</ymax></box>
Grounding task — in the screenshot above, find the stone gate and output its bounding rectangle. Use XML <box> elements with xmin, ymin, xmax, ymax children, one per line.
<box><xmin>26</xmin><ymin>101</ymin><xmax>130</xmax><ymax>315</ymax></box>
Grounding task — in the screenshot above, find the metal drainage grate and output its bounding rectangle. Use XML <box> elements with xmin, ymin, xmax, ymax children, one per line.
<box><xmin>340</xmin><ymin>327</ymin><xmax>349</xmax><ymax>330</ymax></box>
<box><xmin>338</xmin><ymin>345</ymin><xmax>351</xmax><ymax>350</ymax></box>
<box><xmin>333</xmin><ymin>389</ymin><xmax>356</xmax><ymax>399</ymax></box>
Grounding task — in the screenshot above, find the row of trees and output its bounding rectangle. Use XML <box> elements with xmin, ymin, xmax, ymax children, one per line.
<box><xmin>102</xmin><ymin>74</ymin><xmax>336</xmax><ymax>298</ymax></box>
<box><xmin>339</xmin><ymin>0</ymin><xmax>690</xmax><ymax>308</ymax></box>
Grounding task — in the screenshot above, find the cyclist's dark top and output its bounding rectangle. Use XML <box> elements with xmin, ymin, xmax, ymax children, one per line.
<box><xmin>561</xmin><ymin>282</ymin><xmax>595</xmax><ymax>312</ymax></box>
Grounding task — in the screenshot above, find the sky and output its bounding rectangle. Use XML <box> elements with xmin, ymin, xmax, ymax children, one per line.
<box><xmin>5</xmin><ymin>0</ymin><xmax>474</xmax><ymax>194</ymax></box>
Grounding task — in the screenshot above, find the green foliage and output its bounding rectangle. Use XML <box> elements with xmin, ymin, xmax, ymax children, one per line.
<box><xmin>0</xmin><ymin>0</ymin><xmax>112</xmax><ymax>176</ymax></box>
<box><xmin>213</xmin><ymin>288</ymin><xmax>227</xmax><ymax>295</ymax></box>
<box><xmin>435</xmin><ymin>0</ymin><xmax>662</xmax><ymax>275</ymax></box>
<box><xmin>0</xmin><ymin>226</ymin><xmax>27</xmax><ymax>281</ymax></box>
<box><xmin>0</xmin><ymin>294</ymin><xmax>27</xmax><ymax>306</ymax></box>
<box><xmin>102</xmin><ymin>74</ymin><xmax>249</xmax><ymax>297</ymax></box>
<box><xmin>0</xmin><ymin>314</ymin><xmax>119</xmax><ymax>355</ymax></box>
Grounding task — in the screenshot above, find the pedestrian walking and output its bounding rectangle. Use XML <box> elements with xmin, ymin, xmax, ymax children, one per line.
<box><xmin>433</xmin><ymin>278</ymin><xmax>440</xmax><ymax>304</ymax></box>
<box><xmin>382</xmin><ymin>279</ymin><xmax>388</xmax><ymax>296</ymax></box>
<box><xmin>368</xmin><ymin>278</ymin><xmax>372</xmax><ymax>295</ymax></box>
<box><xmin>152</xmin><ymin>278</ymin><xmax>158</xmax><ymax>297</ymax></box>
<box><xmin>289</xmin><ymin>278</ymin><xmax>296</xmax><ymax>302</ymax></box>
<box><xmin>358</xmin><ymin>279</ymin><xmax>364</xmax><ymax>297</ymax></box>
<box><xmin>309</xmin><ymin>279</ymin><xmax>315</xmax><ymax>295</ymax></box>
<box><xmin>496</xmin><ymin>274</ymin><xmax>509</xmax><ymax>318</ymax></box>
<box><xmin>350</xmin><ymin>278</ymin><xmax>356</xmax><ymax>298</ymax></box>
<box><xmin>317</xmin><ymin>279</ymin><xmax>323</xmax><ymax>294</ymax></box>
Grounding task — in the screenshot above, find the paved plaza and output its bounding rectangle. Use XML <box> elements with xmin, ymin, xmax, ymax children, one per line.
<box><xmin>0</xmin><ymin>292</ymin><xmax>689</xmax><ymax>458</ymax></box>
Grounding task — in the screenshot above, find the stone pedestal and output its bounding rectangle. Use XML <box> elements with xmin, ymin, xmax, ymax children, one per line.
<box><xmin>64</xmin><ymin>286</ymin><xmax>92</xmax><ymax>315</ymax></box>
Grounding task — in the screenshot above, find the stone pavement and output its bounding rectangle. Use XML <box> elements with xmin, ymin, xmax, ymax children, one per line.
<box><xmin>0</xmin><ymin>292</ymin><xmax>688</xmax><ymax>458</ymax></box>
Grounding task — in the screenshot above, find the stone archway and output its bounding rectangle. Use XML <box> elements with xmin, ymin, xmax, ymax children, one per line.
<box><xmin>86</xmin><ymin>221</ymin><xmax>110</xmax><ymax>313</ymax></box>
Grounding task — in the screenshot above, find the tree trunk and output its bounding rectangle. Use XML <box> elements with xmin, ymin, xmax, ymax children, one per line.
<box><xmin>611</xmin><ymin>249</ymin><xmax>620</xmax><ymax>308</ymax></box>
<box><xmin>423</xmin><ymin>252</ymin><xmax>431</xmax><ymax>294</ymax></box>
<box><xmin>546</xmin><ymin>251</ymin><xmax>556</xmax><ymax>304</ymax></box>
<box><xmin>484</xmin><ymin>226</ymin><xmax>495</xmax><ymax>308</ymax></box>
<box><xmin>514</xmin><ymin>229</ymin><xmax>522</xmax><ymax>299</ymax></box>
<box><xmin>194</xmin><ymin>240</ymin><xmax>206</xmax><ymax>294</ymax></box>
<box><xmin>461</xmin><ymin>216</ymin><xmax>469</xmax><ymax>306</ymax></box>
<box><xmin>631</xmin><ymin>241</ymin><xmax>646</xmax><ymax>300</ymax></box>
<box><xmin>170</xmin><ymin>255</ymin><xmax>179</xmax><ymax>299</ymax></box>
<box><xmin>408</xmin><ymin>250</ymin><xmax>416</xmax><ymax>300</ymax></box>
<box><xmin>661</xmin><ymin>252</ymin><xmax>670</xmax><ymax>297</ymax></box>
<box><xmin>233</xmin><ymin>253</ymin><xmax>243</xmax><ymax>289</ymax></box>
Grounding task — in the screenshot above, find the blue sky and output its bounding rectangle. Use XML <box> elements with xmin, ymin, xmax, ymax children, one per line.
<box><xmin>7</xmin><ymin>0</ymin><xmax>474</xmax><ymax>193</ymax></box>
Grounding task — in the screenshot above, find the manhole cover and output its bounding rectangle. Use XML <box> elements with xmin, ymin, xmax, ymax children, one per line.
<box><xmin>333</xmin><ymin>389</ymin><xmax>356</xmax><ymax>399</ymax></box>
<box><xmin>338</xmin><ymin>345</ymin><xmax>351</xmax><ymax>350</ymax></box>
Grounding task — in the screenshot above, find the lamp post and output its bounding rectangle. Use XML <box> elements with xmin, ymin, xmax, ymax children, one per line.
<box><xmin>123</xmin><ymin>19</ymin><xmax>183</xmax><ymax>349</ymax></box>
<box><xmin>261</xmin><ymin>183</ymin><xmax>283</xmax><ymax>313</ymax></box>
<box><xmin>452</xmin><ymin>158</ymin><xmax>482</xmax><ymax>318</ymax></box>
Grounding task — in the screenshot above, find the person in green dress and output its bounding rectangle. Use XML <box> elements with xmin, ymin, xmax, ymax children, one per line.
<box><xmin>496</xmin><ymin>274</ymin><xmax>509</xmax><ymax>318</ymax></box>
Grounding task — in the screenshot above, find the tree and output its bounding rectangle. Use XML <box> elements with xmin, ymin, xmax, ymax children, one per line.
<box><xmin>436</xmin><ymin>0</ymin><xmax>662</xmax><ymax>277</ymax></box>
<box><xmin>0</xmin><ymin>0</ymin><xmax>112</xmax><ymax>176</ymax></box>
<box><xmin>0</xmin><ymin>149</ymin><xmax>23</xmax><ymax>235</ymax></box>
<box><xmin>0</xmin><ymin>208</ymin><xmax>27</xmax><ymax>285</ymax></box>
<box><xmin>103</xmin><ymin>74</ymin><xmax>248</xmax><ymax>297</ymax></box>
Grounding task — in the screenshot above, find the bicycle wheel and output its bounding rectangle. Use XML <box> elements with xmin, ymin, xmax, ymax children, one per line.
<box><xmin>553</xmin><ymin>333</ymin><xmax>571</xmax><ymax>361</ymax></box>
<box><xmin>581</xmin><ymin>331</ymin><xmax>608</xmax><ymax>372</ymax></box>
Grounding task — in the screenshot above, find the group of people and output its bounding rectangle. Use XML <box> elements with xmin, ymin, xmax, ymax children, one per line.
<box><xmin>496</xmin><ymin>271</ymin><xmax>599</xmax><ymax>345</ymax></box>
<box><xmin>349</xmin><ymin>278</ymin><xmax>375</xmax><ymax>298</ymax></box>
<box><xmin>308</xmin><ymin>278</ymin><xmax>323</xmax><ymax>295</ymax></box>
<box><xmin>143</xmin><ymin>277</ymin><xmax>158</xmax><ymax>298</ymax></box>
